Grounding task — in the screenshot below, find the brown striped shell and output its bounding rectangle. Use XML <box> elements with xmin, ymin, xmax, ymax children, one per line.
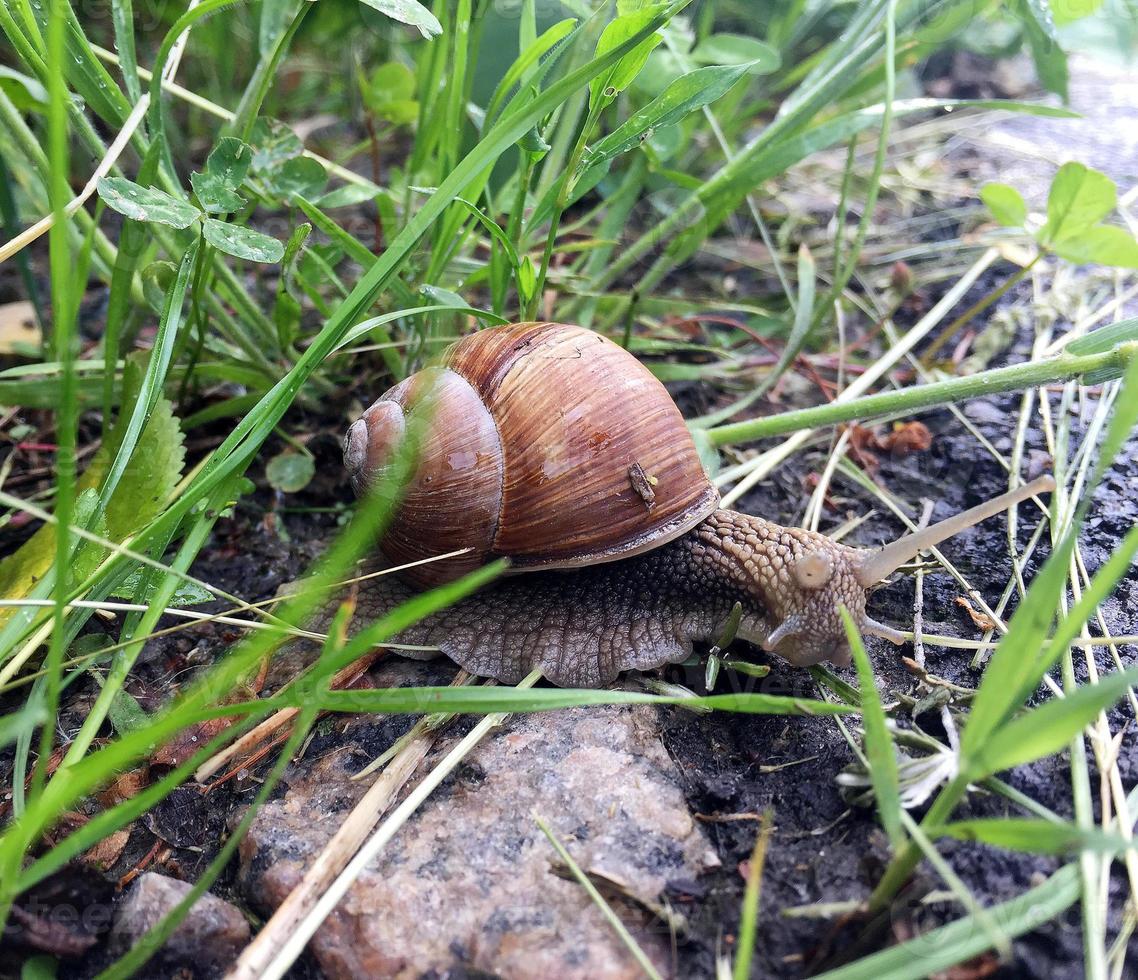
<box><xmin>343</xmin><ymin>322</ymin><xmax>720</xmax><ymax>585</ymax></box>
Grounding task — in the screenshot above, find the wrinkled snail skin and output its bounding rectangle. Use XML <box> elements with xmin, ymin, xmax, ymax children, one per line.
<box><xmin>341</xmin><ymin>321</ymin><xmax>1055</xmax><ymax>689</ymax></box>
<box><xmin>347</xmin><ymin>510</ymin><xmax>872</xmax><ymax>688</ymax></box>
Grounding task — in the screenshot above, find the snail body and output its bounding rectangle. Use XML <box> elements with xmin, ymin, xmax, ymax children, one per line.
<box><xmin>343</xmin><ymin>322</ymin><xmax>1052</xmax><ymax>688</ymax></box>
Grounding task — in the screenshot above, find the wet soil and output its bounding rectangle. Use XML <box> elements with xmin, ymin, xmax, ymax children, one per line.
<box><xmin>661</xmin><ymin>390</ymin><xmax>1138</xmax><ymax>978</ymax></box>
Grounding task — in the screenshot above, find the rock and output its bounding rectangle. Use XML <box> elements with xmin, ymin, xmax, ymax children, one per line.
<box><xmin>239</xmin><ymin>661</ymin><xmax>718</xmax><ymax>979</ymax></box>
<box><xmin>109</xmin><ymin>872</ymin><xmax>250</xmax><ymax>976</ymax></box>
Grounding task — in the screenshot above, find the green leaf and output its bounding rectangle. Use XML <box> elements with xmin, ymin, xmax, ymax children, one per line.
<box><xmin>266</xmin><ymin>450</ymin><xmax>315</xmax><ymax>493</ymax></box>
<box><xmin>518</xmin><ymin>125</ymin><xmax>551</xmax><ymax>156</ymax></box>
<box><xmin>0</xmin><ymin>362</ymin><xmax>185</xmax><ymax>623</ymax></box>
<box><xmin>249</xmin><ymin>118</ymin><xmax>304</xmax><ymax>173</ymax></box>
<box><xmin>205</xmin><ymin>136</ymin><xmax>254</xmax><ymax>188</ymax></box>
<box><xmin>981</xmin><ymin>182</ymin><xmax>1027</xmax><ymax>227</ymax></box>
<box><xmin>812</xmin><ymin>865</ymin><xmax>1079</xmax><ymax>980</ymax></box>
<box><xmin>368</xmin><ymin>60</ymin><xmax>416</xmax><ymax>102</ymax></box>
<box><xmin>930</xmin><ymin>819</ymin><xmax>1134</xmax><ymax>856</ymax></box>
<box><xmin>19</xmin><ymin>954</ymin><xmax>57</xmax><ymax>980</ymax></box>
<box><xmin>269</xmin><ymin>157</ymin><xmax>328</xmax><ymax>200</ymax></box>
<box><xmin>192</xmin><ymin>137</ymin><xmax>253</xmax><ymax>211</ymax></box>
<box><xmin>453</xmin><ymin>198</ymin><xmax>520</xmax><ymax>270</ymax></box>
<box><xmin>690</xmin><ymin>33</ymin><xmax>780</xmax><ymax>74</ymax></box>
<box><xmin>419</xmin><ymin>284</ymin><xmax>468</xmax><ymax>309</ymax></box>
<box><xmin>71</xmin><ymin>492</ymin><xmax>110</xmax><ymax>582</ymax></box>
<box><xmin>590</xmin><ymin>4</ymin><xmax>668</xmax><ymax>108</ymax></box>
<box><xmin>111</xmin><ymin>569</ymin><xmax>214</xmax><ymax>606</ymax></box>
<box><xmin>259</xmin><ymin>0</ymin><xmax>299</xmax><ymax>54</ymax></box>
<box><xmin>0</xmin><ymin>65</ymin><xmax>48</xmax><ymax>111</ymax></box>
<box><xmin>316</xmin><ymin>183</ymin><xmax>383</xmax><ymax>208</ymax></box>
<box><xmin>190</xmin><ymin>174</ymin><xmax>243</xmax><ymax>214</ymax></box>
<box><xmin>1051</xmin><ymin>225</ymin><xmax>1138</xmax><ymax>268</ymax></box>
<box><xmin>0</xmin><ymin>702</ymin><xmax>48</xmax><ymax>752</ymax></box>
<box><xmin>1017</xmin><ymin>0</ymin><xmax>1068</xmax><ymax>100</ymax></box>
<box><xmin>516</xmin><ymin>255</ymin><xmax>537</xmax><ymax>306</ymax></box>
<box><xmin>363</xmin><ymin>61</ymin><xmax>419</xmax><ymax>126</ymax></box>
<box><xmin>107</xmin><ymin>688</ymin><xmax>150</xmax><ymax>736</ymax></box>
<box><xmin>356</xmin><ymin>0</ymin><xmax>442</xmax><ymax>38</ymax></box>
<box><xmin>102</xmin><ymin>359</ymin><xmax>187</xmax><ymax>541</ymax></box>
<box><xmin>1052</xmin><ymin>0</ymin><xmax>1104</xmax><ymax>24</ymax></box>
<box><xmin>1064</xmin><ymin>317</ymin><xmax>1138</xmax><ymax>357</ymax></box>
<box><xmin>968</xmin><ymin>668</ymin><xmax>1138</xmax><ymax>778</ymax></box>
<box><xmin>485</xmin><ymin>17</ymin><xmax>577</xmax><ymax>126</ymax></box>
<box><xmin>292</xmin><ymin>196</ymin><xmax>374</xmax><ymax>266</ymax></box>
<box><xmin>843</xmin><ymin>609</ymin><xmax>903</xmax><ymax>848</ymax></box>
<box><xmin>1039</xmin><ymin>162</ymin><xmax>1116</xmax><ymax>244</ymax></box>
<box><xmin>203</xmin><ymin>219</ymin><xmax>285</xmax><ymax>263</ymax></box>
<box><xmin>96</xmin><ymin>177</ymin><xmax>201</xmax><ymax>229</ymax></box>
<box><xmin>279</xmin><ymin>222</ymin><xmax>312</xmax><ymax>300</ymax></box>
<box><xmin>300</xmin><ymin>686</ymin><xmax>856</xmax><ymax>717</ymax></box>
<box><xmin>587</xmin><ymin>62</ymin><xmax>751</xmax><ymax>168</ymax></box>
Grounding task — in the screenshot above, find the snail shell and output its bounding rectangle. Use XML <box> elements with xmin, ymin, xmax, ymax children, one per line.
<box><xmin>344</xmin><ymin>322</ymin><xmax>720</xmax><ymax>585</ymax></box>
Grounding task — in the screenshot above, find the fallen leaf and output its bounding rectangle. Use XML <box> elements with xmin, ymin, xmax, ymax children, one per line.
<box><xmin>83</xmin><ymin>829</ymin><xmax>130</xmax><ymax>871</ymax></box>
<box><xmin>151</xmin><ymin>716</ymin><xmax>235</xmax><ymax>769</ymax></box>
<box><xmin>847</xmin><ymin>421</ymin><xmax>933</xmax><ymax>466</ymax></box>
<box><xmin>97</xmin><ymin>767</ymin><xmax>151</xmax><ymax>808</ymax></box>
<box><xmin>879</xmin><ymin>421</ymin><xmax>933</xmax><ymax>455</ymax></box>
<box><xmin>955</xmin><ymin>596</ymin><xmax>997</xmax><ymax>631</ymax></box>
<box><xmin>847</xmin><ymin>424</ymin><xmax>881</xmax><ymax>469</ymax></box>
<box><xmin>932</xmin><ymin>951</ymin><xmax>1001</xmax><ymax>980</ymax></box>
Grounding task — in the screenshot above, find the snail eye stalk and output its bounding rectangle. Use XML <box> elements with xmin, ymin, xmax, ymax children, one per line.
<box><xmin>793</xmin><ymin>551</ymin><xmax>834</xmax><ymax>590</ymax></box>
<box><xmin>853</xmin><ymin>475</ymin><xmax>1055</xmax><ymax>587</ymax></box>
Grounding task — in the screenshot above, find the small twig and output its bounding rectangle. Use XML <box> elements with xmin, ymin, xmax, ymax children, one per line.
<box><xmin>195</xmin><ymin>652</ymin><xmax>383</xmax><ymax>783</ymax></box>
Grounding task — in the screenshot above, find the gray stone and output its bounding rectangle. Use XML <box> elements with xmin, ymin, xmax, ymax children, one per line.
<box><xmin>239</xmin><ymin>661</ymin><xmax>718</xmax><ymax>979</ymax></box>
<box><xmin>109</xmin><ymin>872</ymin><xmax>250</xmax><ymax>976</ymax></box>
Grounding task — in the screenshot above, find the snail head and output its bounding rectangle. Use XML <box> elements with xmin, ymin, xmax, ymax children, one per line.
<box><xmin>732</xmin><ymin>475</ymin><xmax>1055</xmax><ymax>668</ymax></box>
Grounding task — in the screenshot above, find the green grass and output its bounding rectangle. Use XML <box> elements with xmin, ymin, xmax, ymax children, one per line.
<box><xmin>1</xmin><ymin>0</ymin><xmax>1137</xmax><ymax>977</ymax></box>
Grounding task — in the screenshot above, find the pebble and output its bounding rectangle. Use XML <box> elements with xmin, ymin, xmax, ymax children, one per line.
<box><xmin>109</xmin><ymin>872</ymin><xmax>250</xmax><ymax>977</ymax></box>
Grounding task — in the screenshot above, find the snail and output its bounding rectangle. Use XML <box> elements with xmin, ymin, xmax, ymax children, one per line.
<box><xmin>340</xmin><ymin>322</ymin><xmax>1053</xmax><ymax>688</ymax></box>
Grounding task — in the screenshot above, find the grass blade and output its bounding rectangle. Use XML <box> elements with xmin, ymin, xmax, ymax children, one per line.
<box><xmin>843</xmin><ymin>609</ymin><xmax>903</xmax><ymax>848</ymax></box>
<box><xmin>929</xmin><ymin>819</ymin><xmax>1135</xmax><ymax>856</ymax></box>
<box><xmin>733</xmin><ymin>811</ymin><xmax>774</xmax><ymax>980</ymax></box>
<box><xmin>817</xmin><ymin>866</ymin><xmax>1080</xmax><ymax>980</ymax></box>
<box><xmin>968</xmin><ymin>668</ymin><xmax>1138</xmax><ymax>779</ymax></box>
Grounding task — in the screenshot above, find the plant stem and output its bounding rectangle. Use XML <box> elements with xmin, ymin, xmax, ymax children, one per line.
<box><xmin>527</xmin><ymin>98</ymin><xmax>605</xmax><ymax>320</ymax></box>
<box><xmin>707</xmin><ymin>342</ymin><xmax>1138</xmax><ymax>447</ymax></box>
<box><xmin>31</xmin><ymin>0</ymin><xmax>77</xmax><ymax>802</ymax></box>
